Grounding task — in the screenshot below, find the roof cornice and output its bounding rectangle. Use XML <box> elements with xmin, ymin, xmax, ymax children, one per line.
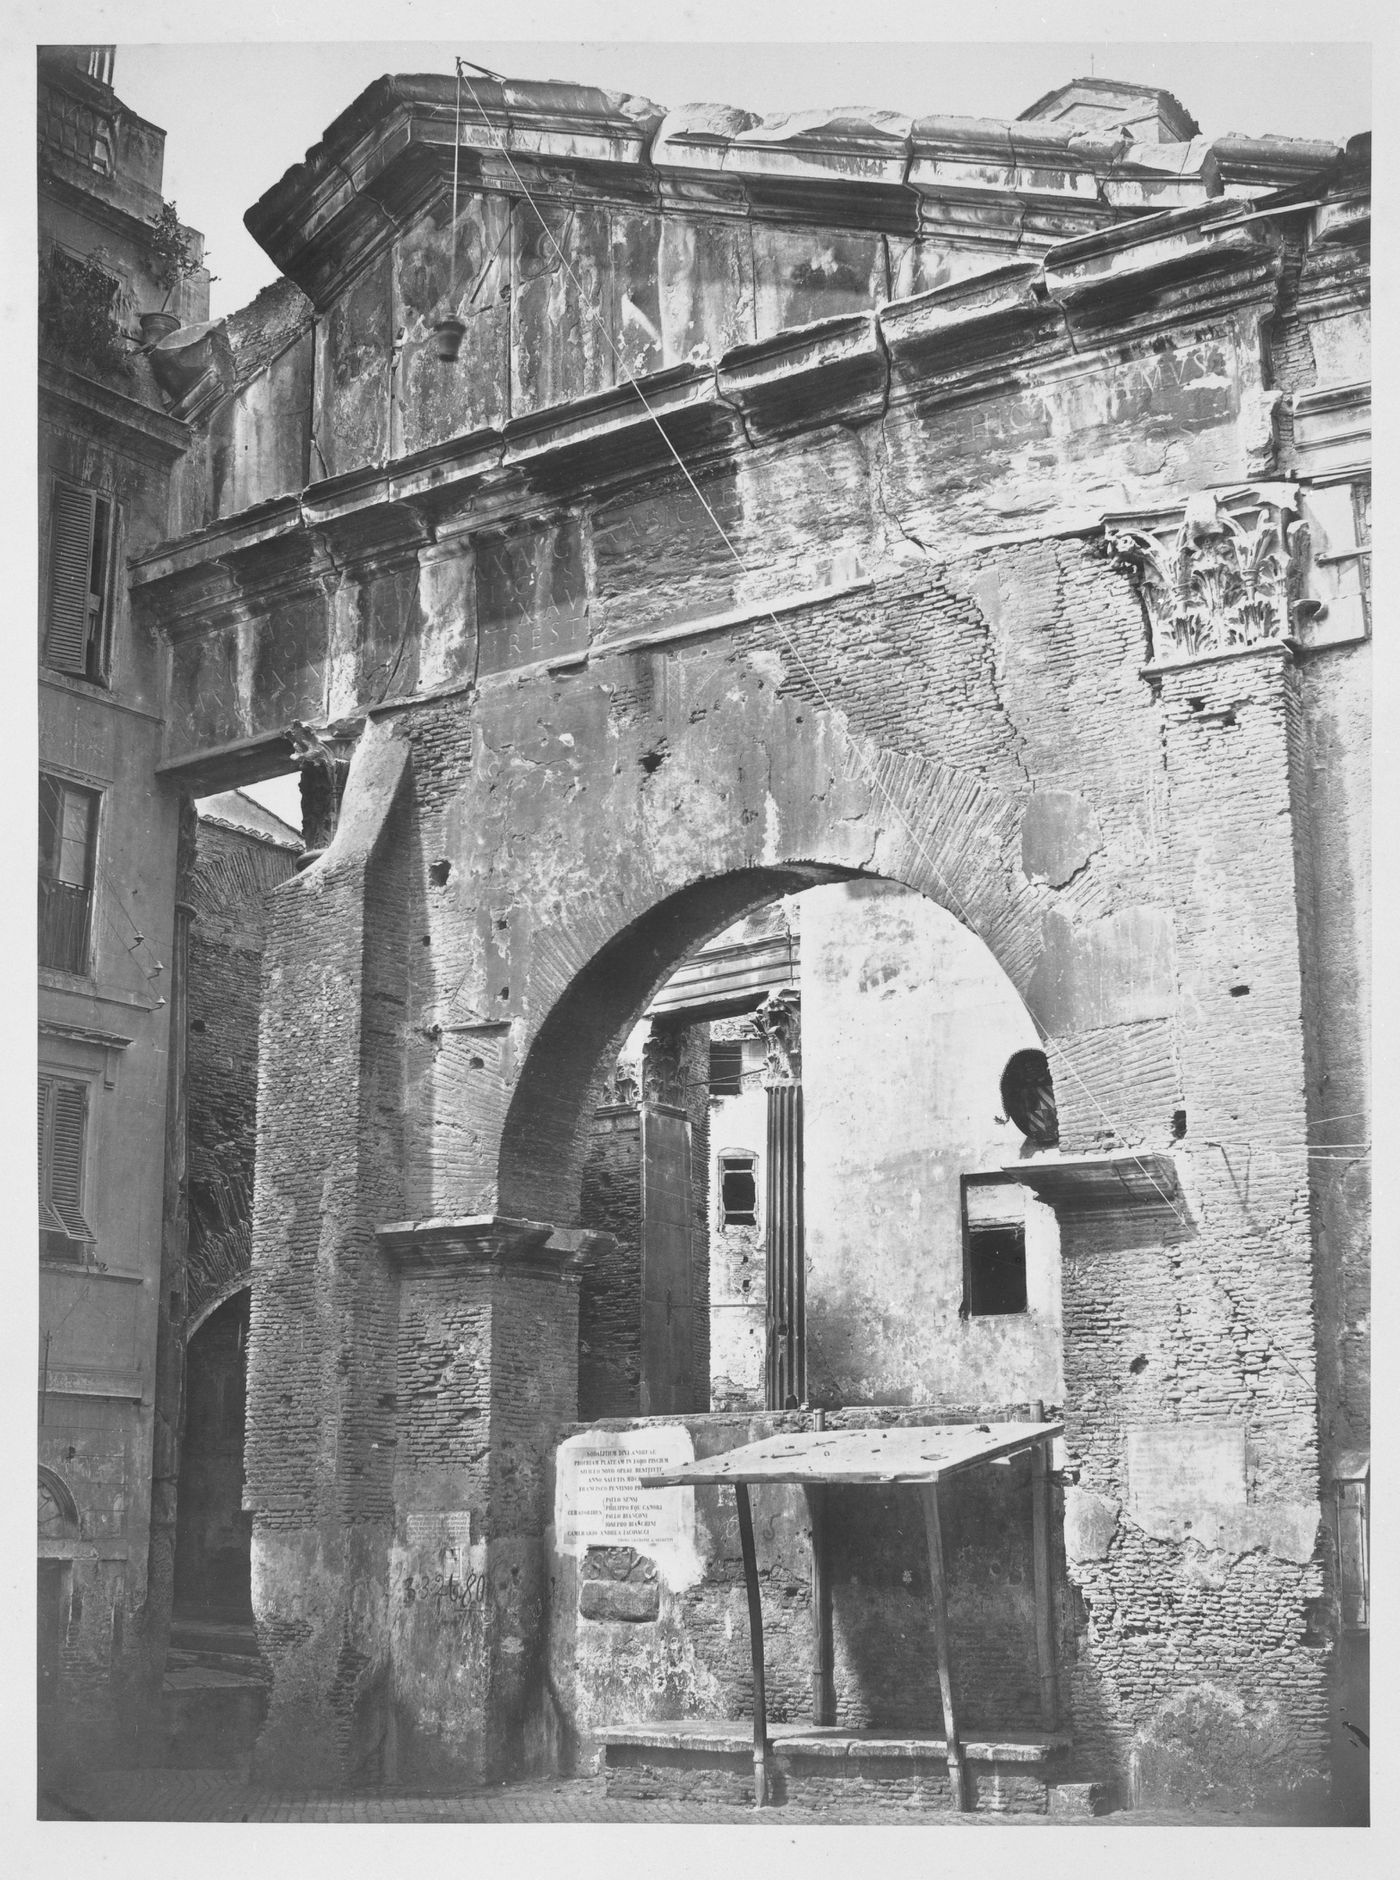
<box><xmin>243</xmin><ymin>73</ymin><xmax>1355</xmax><ymax>312</ymax></box>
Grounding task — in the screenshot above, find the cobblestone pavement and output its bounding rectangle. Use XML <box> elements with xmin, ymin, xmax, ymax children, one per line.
<box><xmin>39</xmin><ymin>1767</ymin><xmax>1309</xmax><ymax>1826</ymax></box>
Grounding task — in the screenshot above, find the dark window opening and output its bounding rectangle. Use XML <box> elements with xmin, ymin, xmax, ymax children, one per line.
<box><xmin>46</xmin><ymin>481</ymin><xmax>115</xmax><ymax>684</ymax></box>
<box><xmin>709</xmin><ymin>1040</ymin><xmax>743</xmax><ymax>1096</ymax></box>
<box><xmin>720</xmin><ymin>1152</ymin><xmax>758</xmax><ymax>1226</ymax></box>
<box><xmin>1001</xmin><ymin>1048</ymin><xmax>1059</xmax><ymax>1148</ymax></box>
<box><xmin>962</xmin><ymin>1174</ymin><xmax>1028</xmax><ymax>1316</ymax></box>
<box><xmin>39</xmin><ymin>774</ymin><xmax>98</xmax><ymax>975</ymax></box>
<box><xmin>38</xmin><ymin>1560</ymin><xmax>70</xmax><ymax>1709</ymax></box>
<box><xmin>38</xmin><ymin>1074</ymin><xmax>95</xmax><ymax>1262</ymax></box>
<box><xmin>966</xmin><ymin>1225</ymin><xmax>1028</xmax><ymax>1315</ymax></box>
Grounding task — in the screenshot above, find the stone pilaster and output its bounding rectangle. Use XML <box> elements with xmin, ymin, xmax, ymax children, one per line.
<box><xmin>377</xmin><ymin>1217</ymin><xmax>594</xmax><ymax>1783</ymax></box>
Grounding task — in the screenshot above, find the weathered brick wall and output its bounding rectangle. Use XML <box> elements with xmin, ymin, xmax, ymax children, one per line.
<box><xmin>1047</xmin><ymin>647</ymin><xmax>1328</xmax><ymax>1810</ymax></box>
<box><xmin>245</xmin><ymin>728</ymin><xmax>412</xmax><ymax>1787</ymax></box>
<box><xmin>390</xmin><ymin>1261</ymin><xmax>581</xmax><ymax>1783</ymax></box>
<box><xmin>186</xmin><ymin>817</ymin><xmax>299</xmax><ymax>1324</ymax></box>
<box><xmin>580</xmin><ymin>1107</ymin><xmax>643</xmax><ymax>1417</ymax></box>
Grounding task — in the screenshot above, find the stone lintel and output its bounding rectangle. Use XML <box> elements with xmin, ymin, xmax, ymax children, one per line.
<box><xmin>376</xmin><ymin>1214</ymin><xmax>610</xmax><ymax>1271</ymax></box>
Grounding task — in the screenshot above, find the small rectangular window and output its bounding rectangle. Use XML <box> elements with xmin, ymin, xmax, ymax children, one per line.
<box><xmin>709</xmin><ymin>1040</ymin><xmax>743</xmax><ymax>1097</ymax></box>
<box><xmin>46</xmin><ymin>480</ymin><xmax>115</xmax><ymax>683</ymax></box>
<box><xmin>720</xmin><ymin>1151</ymin><xmax>758</xmax><ymax>1227</ymax></box>
<box><xmin>38</xmin><ymin>1074</ymin><xmax>96</xmax><ymax>1262</ymax></box>
<box><xmin>39</xmin><ymin>775</ymin><xmax>98</xmax><ymax>975</ymax></box>
<box><xmin>962</xmin><ymin>1176</ymin><xmax>1027</xmax><ymax>1316</ymax></box>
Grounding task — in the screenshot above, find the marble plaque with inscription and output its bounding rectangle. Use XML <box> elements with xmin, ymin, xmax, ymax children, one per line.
<box><xmin>554</xmin><ymin>1425</ymin><xmax>698</xmax><ymax>1574</ymax></box>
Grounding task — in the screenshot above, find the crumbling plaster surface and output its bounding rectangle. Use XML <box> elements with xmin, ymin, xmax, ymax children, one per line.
<box><xmin>799</xmin><ymin>879</ymin><xmax>1062</xmax><ymax>1407</ymax></box>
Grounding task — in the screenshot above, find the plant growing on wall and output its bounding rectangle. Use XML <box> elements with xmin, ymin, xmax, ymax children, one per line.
<box><xmin>39</xmin><ymin>247</ymin><xmax>132</xmax><ymax>377</ymax></box>
<box><xmin>148</xmin><ymin>199</ymin><xmax>196</xmax><ymax>308</ymax></box>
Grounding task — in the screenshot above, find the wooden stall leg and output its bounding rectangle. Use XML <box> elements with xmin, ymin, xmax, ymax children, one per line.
<box><xmin>735</xmin><ymin>1482</ymin><xmax>770</xmax><ymax>1807</ymax></box>
<box><xmin>804</xmin><ymin>1483</ymin><xmax>835</xmax><ymax>1725</ymax></box>
<box><xmin>1031</xmin><ymin>1438</ymin><xmax>1060</xmax><ymax>1731</ymax></box>
<box><xmin>918</xmin><ymin>1482</ymin><xmax>968</xmax><ymax>1811</ymax></box>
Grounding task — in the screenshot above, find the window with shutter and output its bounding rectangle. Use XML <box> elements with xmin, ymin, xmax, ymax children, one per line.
<box><xmin>38</xmin><ymin>1074</ymin><xmax>95</xmax><ymax>1261</ymax></box>
<box><xmin>719</xmin><ymin>1151</ymin><xmax>759</xmax><ymax>1226</ymax></box>
<box><xmin>961</xmin><ymin>1175</ymin><xmax>1028</xmax><ymax>1317</ymax></box>
<box><xmin>39</xmin><ymin>774</ymin><xmax>98</xmax><ymax>974</ymax></box>
<box><xmin>46</xmin><ymin>480</ymin><xmax>114</xmax><ymax>683</ymax></box>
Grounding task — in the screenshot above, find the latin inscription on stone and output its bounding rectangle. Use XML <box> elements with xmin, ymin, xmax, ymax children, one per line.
<box><xmin>406</xmin><ymin>1509</ymin><xmax>474</xmax><ymax>1547</ymax></box>
<box><xmin>554</xmin><ymin>1425</ymin><xmax>694</xmax><ymax>1555</ymax></box>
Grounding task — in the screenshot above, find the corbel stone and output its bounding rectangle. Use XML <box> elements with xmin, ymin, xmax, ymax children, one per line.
<box><xmin>376</xmin><ymin>1215</ymin><xmax>614</xmax><ymax>1272</ymax></box>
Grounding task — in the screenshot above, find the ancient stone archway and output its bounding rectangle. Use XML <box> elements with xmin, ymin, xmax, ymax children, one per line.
<box><xmin>236</xmin><ymin>526</ymin><xmax>1324</xmax><ymax>1803</ymax></box>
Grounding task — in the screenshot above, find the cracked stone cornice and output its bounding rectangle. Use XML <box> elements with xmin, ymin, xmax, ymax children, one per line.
<box><xmin>131</xmin><ymin>196</ymin><xmax>1310</xmax><ymax>635</ymax></box>
<box><xmin>242</xmin><ymin>71</ymin><xmax>1361</xmax><ymax>314</ymax></box>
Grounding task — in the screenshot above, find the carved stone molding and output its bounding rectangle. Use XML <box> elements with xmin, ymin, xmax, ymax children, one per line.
<box><xmin>754</xmin><ymin>988</ymin><xmax>802</xmax><ymax>1086</ymax></box>
<box><xmin>1107</xmin><ymin>487</ymin><xmax>1315</xmax><ymax>664</ymax></box>
<box><xmin>641</xmin><ymin>1025</ymin><xmax>686</xmax><ymax>1107</ymax></box>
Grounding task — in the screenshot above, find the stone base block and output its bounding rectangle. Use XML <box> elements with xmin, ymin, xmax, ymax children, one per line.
<box><xmin>599</xmin><ymin>1720</ymin><xmax>1075</xmax><ymax>1816</ymax></box>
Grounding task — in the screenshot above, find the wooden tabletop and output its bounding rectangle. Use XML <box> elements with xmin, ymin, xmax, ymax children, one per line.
<box><xmin>639</xmin><ymin>1421</ymin><xmax>1062</xmax><ymax>1488</ymax></box>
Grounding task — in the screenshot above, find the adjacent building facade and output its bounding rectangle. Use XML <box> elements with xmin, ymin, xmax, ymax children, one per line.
<box><xmin>42</xmin><ymin>56</ymin><xmax>1369</xmax><ymax>1818</ymax></box>
<box><xmin>37</xmin><ymin>42</ymin><xmax>211</xmax><ymax>1761</ymax></box>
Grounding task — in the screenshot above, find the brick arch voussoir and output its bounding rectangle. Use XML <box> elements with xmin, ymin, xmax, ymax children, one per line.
<box><xmin>495</xmin><ymin>712</ymin><xmax>1052</xmax><ymax>1228</ymax></box>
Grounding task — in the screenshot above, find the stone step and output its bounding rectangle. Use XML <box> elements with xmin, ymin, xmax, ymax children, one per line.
<box><xmin>167</xmin><ymin>1646</ymin><xmax>272</xmax><ymax>1682</ymax></box>
<box><xmin>169</xmin><ymin>1616</ymin><xmax>260</xmax><ymax>1657</ymax></box>
<box><xmin>598</xmin><ymin>1721</ymin><xmax>1078</xmax><ymax>1815</ymax></box>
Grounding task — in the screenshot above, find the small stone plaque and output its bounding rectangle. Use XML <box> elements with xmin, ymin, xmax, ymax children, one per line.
<box><xmin>1127</xmin><ymin>1422</ymin><xmax>1246</xmax><ymax>1512</ymax></box>
<box><xmin>406</xmin><ymin>1509</ymin><xmax>475</xmax><ymax>1547</ymax></box>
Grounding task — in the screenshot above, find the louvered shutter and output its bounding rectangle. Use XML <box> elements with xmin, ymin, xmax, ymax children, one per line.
<box><xmin>37</xmin><ymin>1078</ymin><xmax>50</xmax><ymax>1193</ymax></box>
<box><xmin>46</xmin><ymin>484</ymin><xmax>98</xmax><ymax>676</ymax></box>
<box><xmin>47</xmin><ymin>1080</ymin><xmax>94</xmax><ymax>1243</ymax></box>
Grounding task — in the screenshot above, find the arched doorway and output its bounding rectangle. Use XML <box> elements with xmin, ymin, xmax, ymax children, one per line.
<box><xmin>174</xmin><ymin>1288</ymin><xmax>253</xmax><ymax>1623</ymax></box>
<box><xmin>542</xmin><ymin>871</ymin><xmax>1061</xmax><ymax>1425</ymax></box>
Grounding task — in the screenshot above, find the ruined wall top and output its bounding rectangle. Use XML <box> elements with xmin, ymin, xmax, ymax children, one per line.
<box><xmin>245</xmin><ymin>69</ymin><xmax>1353</xmax><ymax>311</ymax></box>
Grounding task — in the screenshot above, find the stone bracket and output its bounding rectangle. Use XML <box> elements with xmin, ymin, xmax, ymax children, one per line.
<box><xmin>376</xmin><ymin>1214</ymin><xmax>615</xmax><ymax>1271</ymax></box>
<box><xmin>1002</xmin><ymin>1150</ymin><xmax>1183</xmax><ymax>1219</ymax></box>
